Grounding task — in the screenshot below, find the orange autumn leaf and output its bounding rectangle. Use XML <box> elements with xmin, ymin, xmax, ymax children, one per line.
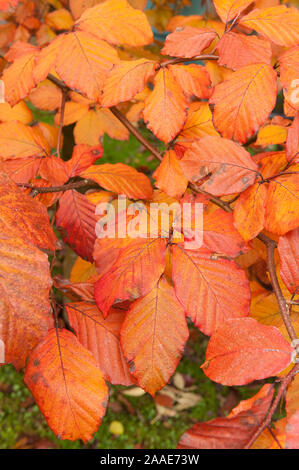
<box><xmin>177</xmin><ymin>102</ymin><xmax>219</xmax><ymax>143</ymax></box>
<box><xmin>0</xmin><ymin>101</ymin><xmax>32</xmax><ymax>124</ymax></box>
<box><xmin>45</xmin><ymin>8</ymin><xmax>74</xmax><ymax>31</ymax></box>
<box><xmin>180</xmin><ymin>136</ymin><xmax>258</xmax><ymax>195</ymax></box>
<box><xmin>168</xmin><ymin>64</ymin><xmax>211</xmax><ymax>99</ymax></box>
<box><xmin>69</xmin><ymin>0</ymin><xmax>104</xmax><ymax>20</ymax></box>
<box><xmin>234</xmin><ymin>183</ymin><xmax>267</xmax><ymax>241</ymax></box>
<box><xmin>29</xmin><ymin>82</ymin><xmax>62</xmax><ymax>111</ymax></box>
<box><xmin>153</xmin><ymin>150</ymin><xmax>188</xmax><ymax>199</ymax></box>
<box><xmin>240</xmin><ymin>6</ymin><xmax>299</xmax><ymax>47</ymax></box>
<box><xmin>75</xmin><ymin>0</ymin><xmax>153</xmax><ymax>47</ymax></box>
<box><xmin>0</xmin><ymin>173</ymin><xmax>57</xmax><ymax>251</ymax></box>
<box><xmin>0</xmin><ymin>121</ymin><xmax>50</xmax><ymax>159</ymax></box>
<box><xmin>66</xmin><ymin>301</ymin><xmax>135</xmax><ymax>386</ymax></box>
<box><xmin>102</xmin><ymin>59</ymin><xmax>157</xmax><ymax>107</ymax></box>
<box><xmin>278</xmin><ymin>228</ymin><xmax>299</xmax><ymax>294</ymax></box>
<box><xmin>217</xmin><ymin>32</ymin><xmax>272</xmax><ymax>70</ymax></box>
<box><xmin>210</xmin><ymin>63</ymin><xmax>277</xmax><ymax>143</ymax></box>
<box><xmin>178</xmin><ymin>384</ymin><xmax>274</xmax><ymax>449</ymax></box>
<box><xmin>279</xmin><ymin>46</ymin><xmax>299</xmax><ymax>91</ymax></box>
<box><xmin>202</xmin><ymin>209</ymin><xmax>247</xmax><ymax>257</ymax></box>
<box><xmin>94</xmin><ymin>238</ymin><xmax>166</xmax><ymax>316</ymax></box>
<box><xmin>0</xmin><ymin>0</ymin><xmax>19</xmax><ymax>11</ymax></box>
<box><xmin>74</xmin><ymin>107</ymin><xmax>129</xmax><ymax>144</ymax></box>
<box><xmin>264</xmin><ymin>173</ymin><xmax>299</xmax><ymax>235</ymax></box>
<box><xmin>286</xmin><ymin>112</ymin><xmax>299</xmax><ymax>162</ymax></box>
<box><xmin>2</xmin><ymin>46</ymin><xmax>39</xmax><ymax>106</ymax></box>
<box><xmin>286</xmin><ymin>374</ymin><xmax>299</xmax><ymax>449</ymax></box>
<box><xmin>161</xmin><ymin>26</ymin><xmax>217</xmax><ymax>58</ymax></box>
<box><xmin>24</xmin><ymin>329</ymin><xmax>108</xmax><ymax>442</ymax></box>
<box><xmin>255</xmin><ymin>124</ymin><xmax>287</xmax><ymax>146</ymax></box>
<box><xmin>143</xmin><ymin>67</ymin><xmax>187</xmax><ymax>143</ymax></box>
<box><xmin>202</xmin><ymin>318</ymin><xmax>293</xmax><ymax>385</ymax></box>
<box><xmin>0</xmin><ymin>233</ymin><xmax>52</xmax><ymax>369</ymax></box>
<box><xmin>81</xmin><ymin>163</ymin><xmax>153</xmax><ymax>199</ymax></box>
<box><xmin>54</xmin><ymin>32</ymin><xmax>119</xmax><ymax>102</ymax></box>
<box><xmin>212</xmin><ymin>0</ymin><xmax>254</xmax><ymax>24</ymax></box>
<box><xmin>120</xmin><ymin>277</ymin><xmax>189</xmax><ymax>396</ymax></box>
<box><xmin>172</xmin><ymin>245</ymin><xmax>250</xmax><ymax>336</ymax></box>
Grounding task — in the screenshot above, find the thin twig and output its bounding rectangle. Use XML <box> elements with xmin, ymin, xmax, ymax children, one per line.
<box><xmin>110</xmin><ymin>106</ymin><xmax>162</xmax><ymax>161</ymax></box>
<box><xmin>159</xmin><ymin>54</ymin><xmax>219</xmax><ymax>68</ymax></box>
<box><xmin>18</xmin><ymin>179</ymin><xmax>93</xmax><ymax>193</ymax></box>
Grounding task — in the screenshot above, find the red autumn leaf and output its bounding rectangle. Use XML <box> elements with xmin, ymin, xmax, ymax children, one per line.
<box><xmin>202</xmin><ymin>318</ymin><xmax>293</xmax><ymax>385</ymax></box>
<box><xmin>56</xmin><ymin>190</ymin><xmax>98</xmax><ymax>262</ymax></box>
<box><xmin>24</xmin><ymin>329</ymin><xmax>108</xmax><ymax>442</ymax></box>
<box><xmin>210</xmin><ymin>63</ymin><xmax>277</xmax><ymax>143</ymax></box>
<box><xmin>161</xmin><ymin>26</ymin><xmax>217</xmax><ymax>58</ymax></box>
<box><xmin>66</xmin><ymin>301</ymin><xmax>134</xmax><ymax>386</ymax></box>
<box><xmin>278</xmin><ymin>228</ymin><xmax>299</xmax><ymax>295</ymax></box>
<box><xmin>121</xmin><ymin>277</ymin><xmax>189</xmax><ymax>395</ymax></box>
<box><xmin>172</xmin><ymin>245</ymin><xmax>250</xmax><ymax>336</ymax></box>
<box><xmin>180</xmin><ymin>136</ymin><xmax>258</xmax><ymax>195</ymax></box>
<box><xmin>94</xmin><ymin>238</ymin><xmax>167</xmax><ymax>316</ymax></box>
<box><xmin>178</xmin><ymin>384</ymin><xmax>274</xmax><ymax>449</ymax></box>
<box><xmin>65</xmin><ymin>144</ymin><xmax>103</xmax><ymax>178</ymax></box>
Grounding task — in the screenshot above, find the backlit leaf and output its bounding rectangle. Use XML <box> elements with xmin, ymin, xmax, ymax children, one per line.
<box><xmin>234</xmin><ymin>183</ymin><xmax>267</xmax><ymax>241</ymax></box>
